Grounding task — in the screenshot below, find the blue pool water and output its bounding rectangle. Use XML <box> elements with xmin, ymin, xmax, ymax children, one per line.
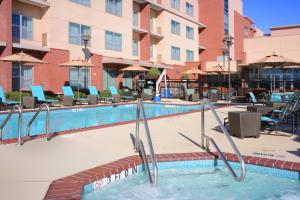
<box><xmin>82</xmin><ymin>161</ymin><xmax>300</xmax><ymax>200</ymax></box>
<box><xmin>0</xmin><ymin>104</ymin><xmax>201</xmax><ymax>140</ymax></box>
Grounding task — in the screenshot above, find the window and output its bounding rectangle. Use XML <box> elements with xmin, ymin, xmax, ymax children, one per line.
<box><xmin>132</xmin><ymin>39</ymin><xmax>139</xmax><ymax>56</ymax></box>
<box><xmin>171</xmin><ymin>0</ymin><xmax>180</xmax><ymax>10</ymax></box>
<box><xmin>69</xmin><ymin>22</ymin><xmax>91</xmax><ymax>46</ymax></box>
<box><xmin>69</xmin><ymin>0</ymin><xmax>91</xmax><ymax>7</ymax></box>
<box><xmin>106</xmin><ymin>0</ymin><xmax>122</xmax><ymax>17</ymax></box>
<box><xmin>12</xmin><ymin>64</ymin><xmax>33</xmax><ymax>91</ymax></box>
<box><xmin>186</xmin><ymin>26</ymin><xmax>194</xmax><ymax>40</ymax></box>
<box><xmin>186</xmin><ymin>50</ymin><xmax>194</xmax><ymax>62</ymax></box>
<box><xmin>224</xmin><ymin>0</ymin><xmax>229</xmax><ymax>33</ymax></box>
<box><xmin>244</xmin><ymin>26</ymin><xmax>249</xmax><ymax>37</ymax></box>
<box><xmin>171</xmin><ymin>46</ymin><xmax>180</xmax><ymax>61</ymax></box>
<box><xmin>186</xmin><ymin>2</ymin><xmax>194</xmax><ymax>16</ymax></box>
<box><xmin>133</xmin><ymin>9</ymin><xmax>139</xmax><ymax>27</ymax></box>
<box><xmin>105</xmin><ymin>31</ymin><xmax>122</xmax><ymax>51</ymax></box>
<box><xmin>171</xmin><ymin>20</ymin><xmax>180</xmax><ymax>35</ymax></box>
<box><xmin>69</xmin><ymin>67</ymin><xmax>90</xmax><ymax>89</ymax></box>
<box><xmin>12</xmin><ymin>14</ymin><xmax>33</xmax><ymax>41</ymax></box>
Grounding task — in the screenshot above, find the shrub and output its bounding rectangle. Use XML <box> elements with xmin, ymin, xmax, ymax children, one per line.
<box><xmin>118</xmin><ymin>89</ymin><xmax>124</xmax><ymax>96</ymax></box>
<box><xmin>182</xmin><ymin>73</ymin><xmax>189</xmax><ymax>80</ymax></box>
<box><xmin>100</xmin><ymin>90</ymin><xmax>111</xmax><ymax>97</ymax></box>
<box><xmin>73</xmin><ymin>91</ymin><xmax>87</xmax><ymax>99</ymax></box>
<box><xmin>147</xmin><ymin>68</ymin><xmax>161</xmax><ymax>76</ymax></box>
<box><xmin>6</xmin><ymin>91</ymin><xmax>31</xmax><ymax>101</ymax></box>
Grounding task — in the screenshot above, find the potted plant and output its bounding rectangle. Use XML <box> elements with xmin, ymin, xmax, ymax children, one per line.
<box><xmin>145</xmin><ymin>67</ymin><xmax>161</xmax><ymax>80</ymax></box>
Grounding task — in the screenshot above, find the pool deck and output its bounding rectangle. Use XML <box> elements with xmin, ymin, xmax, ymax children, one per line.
<box><xmin>0</xmin><ymin>99</ymin><xmax>299</xmax><ymax>200</ymax></box>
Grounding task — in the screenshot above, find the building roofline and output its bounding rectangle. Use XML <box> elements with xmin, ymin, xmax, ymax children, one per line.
<box><xmin>270</xmin><ymin>24</ymin><xmax>300</xmax><ymax>30</ymax></box>
<box><xmin>243</xmin><ymin>16</ymin><xmax>255</xmax><ymax>24</ymax></box>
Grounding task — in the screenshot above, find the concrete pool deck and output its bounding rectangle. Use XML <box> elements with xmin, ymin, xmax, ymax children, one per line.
<box><xmin>0</xmin><ymin>100</ymin><xmax>299</xmax><ymax>200</ymax></box>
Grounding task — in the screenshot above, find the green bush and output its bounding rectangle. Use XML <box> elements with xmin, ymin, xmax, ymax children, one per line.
<box><xmin>100</xmin><ymin>90</ymin><xmax>111</xmax><ymax>97</ymax></box>
<box><xmin>118</xmin><ymin>89</ymin><xmax>124</xmax><ymax>96</ymax></box>
<box><xmin>73</xmin><ymin>91</ymin><xmax>87</xmax><ymax>99</ymax></box>
<box><xmin>182</xmin><ymin>73</ymin><xmax>189</xmax><ymax>80</ymax></box>
<box><xmin>147</xmin><ymin>68</ymin><xmax>161</xmax><ymax>76</ymax></box>
<box><xmin>6</xmin><ymin>91</ymin><xmax>31</xmax><ymax>102</ymax></box>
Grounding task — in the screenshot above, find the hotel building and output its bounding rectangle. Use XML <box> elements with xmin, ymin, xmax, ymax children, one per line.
<box><xmin>0</xmin><ymin>0</ymin><xmax>255</xmax><ymax>93</ymax></box>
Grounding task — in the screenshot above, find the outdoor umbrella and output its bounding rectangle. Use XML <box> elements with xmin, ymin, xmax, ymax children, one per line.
<box><xmin>184</xmin><ymin>67</ymin><xmax>205</xmax><ymax>79</ymax></box>
<box><xmin>206</xmin><ymin>65</ymin><xmax>231</xmax><ymax>87</ymax></box>
<box><xmin>0</xmin><ymin>51</ymin><xmax>46</xmax><ymax>103</ymax></box>
<box><xmin>248</xmin><ymin>52</ymin><xmax>300</xmax><ymax>92</ymax></box>
<box><xmin>60</xmin><ymin>59</ymin><xmax>95</xmax><ymax>100</ymax></box>
<box><xmin>120</xmin><ymin>64</ymin><xmax>149</xmax><ymax>90</ymax></box>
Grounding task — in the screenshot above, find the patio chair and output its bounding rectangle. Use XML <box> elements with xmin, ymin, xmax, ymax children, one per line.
<box><xmin>248</xmin><ymin>92</ymin><xmax>265</xmax><ymax>106</ymax></box>
<box><xmin>0</xmin><ymin>85</ymin><xmax>19</xmax><ymax>108</ymax></box>
<box><xmin>109</xmin><ymin>86</ymin><xmax>134</xmax><ymax>102</ymax></box>
<box><xmin>88</xmin><ymin>86</ymin><xmax>113</xmax><ymax>104</ymax></box>
<box><xmin>61</xmin><ymin>86</ymin><xmax>87</xmax><ymax>105</ymax></box>
<box><xmin>31</xmin><ymin>86</ymin><xmax>59</xmax><ymax>105</ymax></box>
<box><xmin>141</xmin><ymin>88</ymin><xmax>154</xmax><ymax>101</ymax></box>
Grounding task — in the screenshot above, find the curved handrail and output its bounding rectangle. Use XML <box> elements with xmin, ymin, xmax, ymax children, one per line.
<box><xmin>26</xmin><ymin>103</ymin><xmax>50</xmax><ymax>143</ymax></box>
<box><xmin>135</xmin><ymin>99</ymin><xmax>158</xmax><ymax>186</ymax></box>
<box><xmin>0</xmin><ymin>105</ymin><xmax>23</xmax><ymax>146</ymax></box>
<box><xmin>201</xmin><ymin>99</ymin><xmax>246</xmax><ymax>182</ymax></box>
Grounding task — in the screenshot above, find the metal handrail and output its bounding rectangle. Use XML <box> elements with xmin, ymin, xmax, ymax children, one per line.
<box><xmin>26</xmin><ymin>103</ymin><xmax>50</xmax><ymax>143</ymax></box>
<box><xmin>0</xmin><ymin>105</ymin><xmax>23</xmax><ymax>146</ymax></box>
<box><xmin>201</xmin><ymin>98</ymin><xmax>246</xmax><ymax>182</ymax></box>
<box><xmin>135</xmin><ymin>98</ymin><xmax>158</xmax><ymax>186</ymax></box>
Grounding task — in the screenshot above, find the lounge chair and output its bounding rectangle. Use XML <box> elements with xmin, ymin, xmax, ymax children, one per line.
<box><xmin>141</xmin><ymin>88</ymin><xmax>154</xmax><ymax>101</ymax></box>
<box><xmin>248</xmin><ymin>92</ymin><xmax>265</xmax><ymax>106</ymax></box>
<box><xmin>61</xmin><ymin>86</ymin><xmax>87</xmax><ymax>105</ymax></box>
<box><xmin>88</xmin><ymin>86</ymin><xmax>113</xmax><ymax>103</ymax></box>
<box><xmin>0</xmin><ymin>85</ymin><xmax>19</xmax><ymax>108</ymax></box>
<box><xmin>180</xmin><ymin>85</ymin><xmax>199</xmax><ymax>102</ymax></box>
<box><xmin>109</xmin><ymin>86</ymin><xmax>134</xmax><ymax>102</ymax></box>
<box><xmin>31</xmin><ymin>86</ymin><xmax>59</xmax><ymax>105</ymax></box>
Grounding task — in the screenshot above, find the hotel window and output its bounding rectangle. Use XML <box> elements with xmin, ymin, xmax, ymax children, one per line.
<box><xmin>69</xmin><ymin>68</ymin><xmax>90</xmax><ymax>89</ymax></box>
<box><xmin>12</xmin><ymin>14</ymin><xmax>33</xmax><ymax>41</ymax></box>
<box><xmin>244</xmin><ymin>26</ymin><xmax>249</xmax><ymax>37</ymax></box>
<box><xmin>69</xmin><ymin>22</ymin><xmax>91</xmax><ymax>46</ymax></box>
<box><xmin>12</xmin><ymin>64</ymin><xmax>33</xmax><ymax>91</ymax></box>
<box><xmin>171</xmin><ymin>46</ymin><xmax>180</xmax><ymax>61</ymax></box>
<box><xmin>69</xmin><ymin>0</ymin><xmax>91</xmax><ymax>7</ymax></box>
<box><xmin>171</xmin><ymin>0</ymin><xmax>180</xmax><ymax>10</ymax></box>
<box><xmin>132</xmin><ymin>39</ymin><xmax>139</xmax><ymax>56</ymax></box>
<box><xmin>224</xmin><ymin>0</ymin><xmax>229</xmax><ymax>33</ymax></box>
<box><xmin>105</xmin><ymin>31</ymin><xmax>122</xmax><ymax>51</ymax></box>
<box><xmin>133</xmin><ymin>9</ymin><xmax>139</xmax><ymax>27</ymax></box>
<box><xmin>106</xmin><ymin>0</ymin><xmax>122</xmax><ymax>17</ymax></box>
<box><xmin>171</xmin><ymin>20</ymin><xmax>180</xmax><ymax>35</ymax></box>
<box><xmin>186</xmin><ymin>2</ymin><xmax>194</xmax><ymax>17</ymax></box>
<box><xmin>186</xmin><ymin>50</ymin><xmax>194</xmax><ymax>62</ymax></box>
<box><xmin>186</xmin><ymin>26</ymin><xmax>194</xmax><ymax>40</ymax></box>
<box><xmin>150</xmin><ymin>43</ymin><xmax>154</xmax><ymax>59</ymax></box>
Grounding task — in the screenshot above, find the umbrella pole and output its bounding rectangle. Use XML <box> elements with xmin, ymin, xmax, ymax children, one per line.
<box><xmin>78</xmin><ymin>67</ymin><xmax>80</xmax><ymax>101</ymax></box>
<box><xmin>19</xmin><ymin>62</ymin><xmax>22</xmax><ymax>105</ymax></box>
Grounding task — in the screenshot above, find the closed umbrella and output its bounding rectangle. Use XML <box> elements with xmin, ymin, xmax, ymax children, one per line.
<box><xmin>0</xmin><ymin>51</ymin><xmax>46</xmax><ymax>103</ymax></box>
<box><xmin>248</xmin><ymin>52</ymin><xmax>300</xmax><ymax>91</ymax></box>
<box><xmin>60</xmin><ymin>59</ymin><xmax>95</xmax><ymax>100</ymax></box>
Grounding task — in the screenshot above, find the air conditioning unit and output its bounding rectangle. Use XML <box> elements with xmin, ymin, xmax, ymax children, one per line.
<box><xmin>157</xmin><ymin>54</ymin><xmax>162</xmax><ymax>63</ymax></box>
<box><xmin>42</xmin><ymin>33</ymin><xmax>47</xmax><ymax>46</ymax></box>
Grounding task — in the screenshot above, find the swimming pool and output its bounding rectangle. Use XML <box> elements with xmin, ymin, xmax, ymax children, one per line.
<box><xmin>0</xmin><ymin>103</ymin><xmax>201</xmax><ymax>140</ymax></box>
<box><xmin>82</xmin><ymin>160</ymin><xmax>300</xmax><ymax>200</ymax></box>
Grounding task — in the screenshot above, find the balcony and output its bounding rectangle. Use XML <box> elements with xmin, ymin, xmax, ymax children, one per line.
<box><xmin>12</xmin><ymin>33</ymin><xmax>49</xmax><ymax>52</ymax></box>
<box><xmin>132</xmin><ymin>26</ymin><xmax>148</xmax><ymax>34</ymax></box>
<box><xmin>0</xmin><ymin>41</ymin><xmax>6</xmax><ymax>47</ymax></box>
<box><xmin>150</xmin><ymin>27</ymin><xmax>164</xmax><ymax>39</ymax></box>
<box><xmin>18</xmin><ymin>0</ymin><xmax>50</xmax><ymax>8</ymax></box>
<box><xmin>198</xmin><ymin>45</ymin><xmax>206</xmax><ymax>50</ymax></box>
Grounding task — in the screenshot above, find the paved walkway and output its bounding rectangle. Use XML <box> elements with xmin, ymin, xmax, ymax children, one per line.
<box><xmin>0</xmin><ymin>101</ymin><xmax>299</xmax><ymax>200</ymax></box>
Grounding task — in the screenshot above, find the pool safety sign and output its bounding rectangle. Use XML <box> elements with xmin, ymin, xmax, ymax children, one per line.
<box><xmin>92</xmin><ymin>166</ymin><xmax>139</xmax><ymax>190</ymax></box>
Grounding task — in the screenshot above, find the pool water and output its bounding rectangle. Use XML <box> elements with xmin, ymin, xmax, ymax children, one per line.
<box><xmin>0</xmin><ymin>104</ymin><xmax>201</xmax><ymax>140</ymax></box>
<box><xmin>82</xmin><ymin>167</ymin><xmax>300</xmax><ymax>200</ymax></box>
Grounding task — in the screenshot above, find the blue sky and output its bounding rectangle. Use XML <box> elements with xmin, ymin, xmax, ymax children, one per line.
<box><xmin>243</xmin><ymin>0</ymin><xmax>300</xmax><ymax>33</ymax></box>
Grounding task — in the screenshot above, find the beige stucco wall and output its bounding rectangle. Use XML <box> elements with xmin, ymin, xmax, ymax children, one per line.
<box><xmin>244</xmin><ymin>34</ymin><xmax>300</xmax><ymax>63</ymax></box>
<box><xmin>271</xmin><ymin>27</ymin><xmax>300</xmax><ymax>37</ymax></box>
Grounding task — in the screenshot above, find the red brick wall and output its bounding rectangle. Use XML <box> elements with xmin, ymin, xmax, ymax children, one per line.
<box><xmin>0</xmin><ymin>0</ymin><xmax>12</xmax><ymax>91</ymax></box>
<box><xmin>198</xmin><ymin>0</ymin><xmax>224</xmax><ymax>62</ymax></box>
<box><xmin>140</xmin><ymin>3</ymin><xmax>150</xmax><ymax>61</ymax></box>
<box><xmin>91</xmin><ymin>54</ymin><xmax>103</xmax><ymax>90</ymax></box>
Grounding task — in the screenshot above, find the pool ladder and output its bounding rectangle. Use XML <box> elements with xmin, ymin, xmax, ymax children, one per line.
<box><xmin>0</xmin><ymin>103</ymin><xmax>50</xmax><ymax>146</ymax></box>
<box><xmin>134</xmin><ymin>99</ymin><xmax>158</xmax><ymax>186</ymax></box>
<box><xmin>201</xmin><ymin>99</ymin><xmax>246</xmax><ymax>182</ymax></box>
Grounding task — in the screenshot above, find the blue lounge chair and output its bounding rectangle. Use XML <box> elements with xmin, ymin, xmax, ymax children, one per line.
<box><xmin>62</xmin><ymin>86</ymin><xmax>87</xmax><ymax>101</ymax></box>
<box><xmin>109</xmin><ymin>86</ymin><xmax>134</xmax><ymax>102</ymax></box>
<box><xmin>31</xmin><ymin>86</ymin><xmax>59</xmax><ymax>104</ymax></box>
<box><xmin>248</xmin><ymin>92</ymin><xmax>265</xmax><ymax>105</ymax></box>
<box><xmin>0</xmin><ymin>85</ymin><xmax>19</xmax><ymax>106</ymax></box>
<box><xmin>88</xmin><ymin>85</ymin><xmax>113</xmax><ymax>103</ymax></box>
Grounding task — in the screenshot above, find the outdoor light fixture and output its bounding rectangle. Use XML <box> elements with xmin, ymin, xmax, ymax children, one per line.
<box><xmin>222</xmin><ymin>33</ymin><xmax>234</xmax><ymax>104</ymax></box>
<box><xmin>81</xmin><ymin>34</ymin><xmax>91</xmax><ymax>89</ymax></box>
